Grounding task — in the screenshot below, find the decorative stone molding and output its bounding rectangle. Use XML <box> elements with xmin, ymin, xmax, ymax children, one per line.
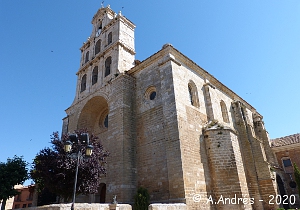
<box><xmin>203</xmin><ymin>119</ymin><xmax>235</xmax><ymax>133</ymax></box>
<box><xmin>203</xmin><ymin>82</ymin><xmax>215</xmax><ymax>89</ymax></box>
<box><xmin>128</xmin><ymin>43</ymin><xmax>258</xmax><ymax>115</ymax></box>
<box><xmin>77</xmin><ymin>41</ymin><xmax>135</xmax><ymax>76</ymax></box>
<box><xmin>158</xmin><ymin>56</ymin><xmax>181</xmax><ymax>67</ymax></box>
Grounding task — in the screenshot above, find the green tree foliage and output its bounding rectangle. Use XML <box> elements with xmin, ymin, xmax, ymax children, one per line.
<box><xmin>0</xmin><ymin>156</ymin><xmax>28</xmax><ymax>210</ymax></box>
<box><xmin>30</xmin><ymin>130</ymin><xmax>109</xmax><ymax>202</ymax></box>
<box><xmin>294</xmin><ymin>163</ymin><xmax>300</xmax><ymax>195</ymax></box>
<box><xmin>37</xmin><ymin>187</ymin><xmax>57</xmax><ymax>206</ymax></box>
<box><xmin>134</xmin><ymin>187</ymin><xmax>150</xmax><ymax>210</ymax></box>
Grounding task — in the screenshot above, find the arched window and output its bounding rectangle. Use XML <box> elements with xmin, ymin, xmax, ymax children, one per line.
<box><xmin>85</xmin><ymin>51</ymin><xmax>89</xmax><ymax>63</ymax></box>
<box><xmin>282</xmin><ymin>157</ymin><xmax>293</xmax><ymax>173</ymax></box>
<box><xmin>96</xmin><ymin>22</ymin><xmax>102</xmax><ymax>37</ymax></box>
<box><xmin>81</xmin><ymin>74</ymin><xmax>87</xmax><ymax>92</ymax></box>
<box><xmin>145</xmin><ymin>86</ymin><xmax>157</xmax><ymax>100</ymax></box>
<box><xmin>108</xmin><ymin>32</ymin><xmax>112</xmax><ymax>44</ymax></box>
<box><xmin>105</xmin><ymin>57</ymin><xmax>111</xmax><ymax>77</ymax></box>
<box><xmin>99</xmin><ymin>110</ymin><xmax>109</xmax><ymax>129</ymax></box>
<box><xmin>104</xmin><ymin>115</ymin><xmax>108</xmax><ymax>128</ymax></box>
<box><xmin>95</xmin><ymin>40</ymin><xmax>101</xmax><ymax>55</ymax></box>
<box><xmin>188</xmin><ymin>81</ymin><xmax>199</xmax><ymax>107</ymax></box>
<box><xmin>92</xmin><ymin>66</ymin><xmax>98</xmax><ymax>85</ymax></box>
<box><xmin>220</xmin><ymin>100</ymin><xmax>229</xmax><ymax>123</ymax></box>
<box><xmin>188</xmin><ymin>85</ymin><xmax>194</xmax><ymax>105</ymax></box>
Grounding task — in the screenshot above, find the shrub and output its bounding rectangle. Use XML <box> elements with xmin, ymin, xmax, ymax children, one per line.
<box><xmin>294</xmin><ymin>163</ymin><xmax>300</xmax><ymax>195</ymax></box>
<box><xmin>134</xmin><ymin>187</ymin><xmax>150</xmax><ymax>210</ymax></box>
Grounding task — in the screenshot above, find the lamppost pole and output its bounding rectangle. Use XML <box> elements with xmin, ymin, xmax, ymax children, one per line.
<box><xmin>64</xmin><ymin>133</ymin><xmax>93</xmax><ymax>210</ymax></box>
<box><xmin>71</xmin><ymin>150</ymin><xmax>80</xmax><ymax>210</ymax></box>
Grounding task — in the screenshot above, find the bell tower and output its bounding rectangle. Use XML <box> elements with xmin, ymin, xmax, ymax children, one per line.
<box><xmin>73</xmin><ymin>5</ymin><xmax>136</xmax><ymax>102</ymax></box>
<box><xmin>63</xmin><ymin>5</ymin><xmax>137</xmax><ymax>203</ymax></box>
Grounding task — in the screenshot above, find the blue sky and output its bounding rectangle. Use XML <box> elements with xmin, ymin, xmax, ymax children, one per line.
<box><xmin>1</xmin><ymin>1</ymin><xmax>299</xmax><ymax>185</ymax></box>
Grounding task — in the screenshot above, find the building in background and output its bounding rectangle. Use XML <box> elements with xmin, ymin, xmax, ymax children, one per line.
<box><xmin>271</xmin><ymin>133</ymin><xmax>300</xmax><ymax>208</ymax></box>
<box><xmin>0</xmin><ymin>185</ymin><xmax>36</xmax><ymax>210</ymax></box>
<box><xmin>1</xmin><ymin>194</ymin><xmax>14</xmax><ymax>210</ymax></box>
<box><xmin>62</xmin><ymin>5</ymin><xmax>284</xmax><ymax>209</ymax></box>
<box><xmin>12</xmin><ymin>185</ymin><xmax>35</xmax><ymax>209</ymax></box>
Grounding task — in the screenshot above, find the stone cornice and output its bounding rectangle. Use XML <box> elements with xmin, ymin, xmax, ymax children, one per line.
<box><xmin>80</xmin><ymin>40</ymin><xmax>91</xmax><ymax>51</ymax></box>
<box><xmin>128</xmin><ymin>45</ymin><xmax>173</xmax><ymax>75</ymax></box>
<box><xmin>81</xmin><ymin>8</ymin><xmax>135</xmax><ymax>51</ymax></box>
<box><xmin>102</xmin><ymin>13</ymin><xmax>135</xmax><ymax>34</ymax></box>
<box><xmin>203</xmin><ymin>120</ymin><xmax>238</xmax><ymax>135</ymax></box>
<box><xmin>118</xmin><ymin>15</ymin><xmax>136</xmax><ymax>30</ymax></box>
<box><xmin>203</xmin><ymin>82</ymin><xmax>216</xmax><ymax>89</ymax></box>
<box><xmin>65</xmin><ymin>73</ymin><xmax>133</xmax><ymax>114</ymax></box>
<box><xmin>158</xmin><ymin>56</ymin><xmax>181</xmax><ymax>67</ymax></box>
<box><xmin>128</xmin><ymin>44</ymin><xmax>257</xmax><ymax>113</ymax></box>
<box><xmin>62</xmin><ymin>116</ymin><xmax>68</xmax><ymax>120</ymax></box>
<box><xmin>76</xmin><ymin>41</ymin><xmax>136</xmax><ymax>75</ymax></box>
<box><xmin>169</xmin><ymin>46</ymin><xmax>257</xmax><ymax>113</ymax></box>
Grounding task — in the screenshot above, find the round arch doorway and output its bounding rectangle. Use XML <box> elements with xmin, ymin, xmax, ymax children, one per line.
<box><xmin>95</xmin><ymin>183</ymin><xmax>106</xmax><ymax>203</ymax></box>
<box><xmin>276</xmin><ymin>174</ymin><xmax>290</xmax><ymax>209</ymax></box>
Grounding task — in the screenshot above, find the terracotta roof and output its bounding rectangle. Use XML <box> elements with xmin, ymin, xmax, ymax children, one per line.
<box><xmin>270</xmin><ymin>133</ymin><xmax>300</xmax><ymax>147</ymax></box>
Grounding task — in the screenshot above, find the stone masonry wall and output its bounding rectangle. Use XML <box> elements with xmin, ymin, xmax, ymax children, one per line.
<box><xmin>204</xmin><ymin>127</ymin><xmax>252</xmax><ymax>210</ymax></box>
<box><xmin>206</xmin><ymin>83</ymin><xmax>235</xmax><ymax>128</ymax></box>
<box><xmin>106</xmin><ymin>74</ymin><xmax>136</xmax><ymax>203</ymax></box>
<box><xmin>169</xmin><ymin>47</ymin><xmax>259</xmax><ymax>209</ymax></box>
<box><xmin>132</xmin><ymin>55</ymin><xmax>185</xmax><ymax>203</ymax></box>
<box><xmin>231</xmin><ymin>102</ymin><xmax>264</xmax><ymax>210</ymax></box>
<box><xmin>232</xmin><ymin>101</ymin><xmax>279</xmax><ymax>210</ymax></box>
<box><xmin>134</xmin><ymin>60</ymin><xmax>170</xmax><ymax>202</ymax></box>
<box><xmin>171</xmin><ymin>59</ymin><xmax>211</xmax><ymax>210</ymax></box>
<box><xmin>65</xmin><ymin>74</ymin><xmax>137</xmax><ymax>204</ymax></box>
<box><xmin>64</xmin><ymin>11</ymin><xmax>283</xmax><ymax>207</ymax></box>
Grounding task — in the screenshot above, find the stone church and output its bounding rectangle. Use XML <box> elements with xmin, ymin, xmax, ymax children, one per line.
<box><xmin>62</xmin><ymin>5</ymin><xmax>281</xmax><ymax>210</ymax></box>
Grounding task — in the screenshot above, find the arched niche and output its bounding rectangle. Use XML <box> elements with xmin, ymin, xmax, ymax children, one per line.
<box><xmin>77</xmin><ymin>96</ymin><xmax>109</xmax><ymax>133</ymax></box>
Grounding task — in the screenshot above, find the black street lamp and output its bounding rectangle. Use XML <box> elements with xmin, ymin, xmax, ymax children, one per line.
<box><xmin>64</xmin><ymin>133</ymin><xmax>93</xmax><ymax>210</ymax></box>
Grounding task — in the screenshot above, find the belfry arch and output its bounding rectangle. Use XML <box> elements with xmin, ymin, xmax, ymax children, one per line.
<box><xmin>77</xmin><ymin>96</ymin><xmax>109</xmax><ymax>134</ymax></box>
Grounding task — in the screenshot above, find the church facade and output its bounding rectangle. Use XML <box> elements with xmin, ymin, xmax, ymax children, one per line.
<box><xmin>63</xmin><ymin>6</ymin><xmax>280</xmax><ymax>210</ymax></box>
